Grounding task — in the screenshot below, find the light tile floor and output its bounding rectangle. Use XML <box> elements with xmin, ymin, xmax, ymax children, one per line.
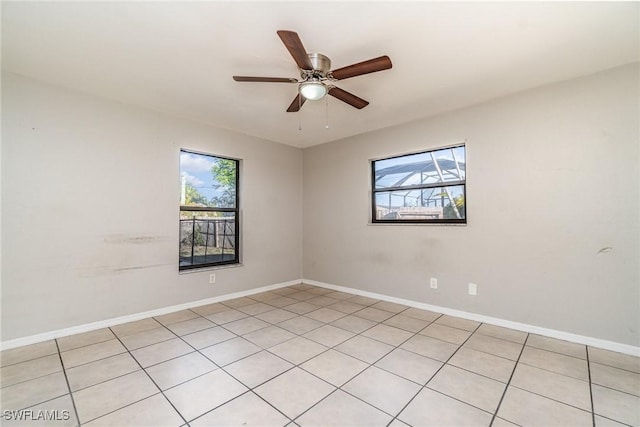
<box><xmin>1</xmin><ymin>283</ymin><xmax>639</xmax><ymax>426</ymax></box>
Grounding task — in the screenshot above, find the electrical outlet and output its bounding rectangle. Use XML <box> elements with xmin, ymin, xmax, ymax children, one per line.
<box><xmin>209</xmin><ymin>273</ymin><xmax>216</xmax><ymax>284</ymax></box>
<box><xmin>468</xmin><ymin>283</ymin><xmax>477</xmax><ymax>296</ymax></box>
<box><xmin>430</xmin><ymin>278</ymin><xmax>438</xmax><ymax>289</ymax></box>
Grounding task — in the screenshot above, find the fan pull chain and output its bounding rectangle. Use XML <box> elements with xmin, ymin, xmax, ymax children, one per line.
<box><xmin>325</xmin><ymin>96</ymin><xmax>329</xmax><ymax>129</ymax></box>
<box><xmin>298</xmin><ymin>95</ymin><xmax>302</xmax><ymax>131</ymax></box>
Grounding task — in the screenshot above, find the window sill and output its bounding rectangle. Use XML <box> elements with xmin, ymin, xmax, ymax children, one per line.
<box><xmin>178</xmin><ymin>263</ymin><xmax>244</xmax><ymax>274</ymax></box>
<box><xmin>368</xmin><ymin>222</ymin><xmax>467</xmax><ymax>226</ymax></box>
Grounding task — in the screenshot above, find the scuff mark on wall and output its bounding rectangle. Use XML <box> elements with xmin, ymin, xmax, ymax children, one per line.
<box><xmin>103</xmin><ymin>234</ymin><xmax>170</xmax><ymax>245</ymax></box>
<box><xmin>76</xmin><ymin>263</ymin><xmax>172</xmax><ymax>277</ymax></box>
<box><xmin>76</xmin><ymin>266</ymin><xmax>127</xmax><ymax>277</ymax></box>
<box><xmin>112</xmin><ymin>263</ymin><xmax>171</xmax><ymax>272</ymax></box>
<box><xmin>75</xmin><ymin>234</ymin><xmax>175</xmax><ymax>277</ymax></box>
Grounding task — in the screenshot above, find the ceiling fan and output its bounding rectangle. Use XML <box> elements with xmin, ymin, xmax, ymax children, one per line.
<box><xmin>233</xmin><ymin>30</ymin><xmax>392</xmax><ymax>112</ymax></box>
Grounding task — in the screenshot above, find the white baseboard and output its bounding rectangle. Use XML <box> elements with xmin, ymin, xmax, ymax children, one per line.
<box><xmin>303</xmin><ymin>279</ymin><xmax>640</xmax><ymax>357</ymax></box>
<box><xmin>0</xmin><ymin>279</ymin><xmax>302</xmax><ymax>351</ymax></box>
<box><xmin>4</xmin><ymin>277</ymin><xmax>638</xmax><ymax>357</ymax></box>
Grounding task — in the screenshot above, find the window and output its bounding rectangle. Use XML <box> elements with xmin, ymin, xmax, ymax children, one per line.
<box><xmin>371</xmin><ymin>144</ymin><xmax>466</xmax><ymax>224</ymax></box>
<box><xmin>179</xmin><ymin>150</ymin><xmax>239</xmax><ymax>270</ymax></box>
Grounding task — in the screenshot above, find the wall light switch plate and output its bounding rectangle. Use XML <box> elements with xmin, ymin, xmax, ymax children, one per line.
<box><xmin>430</xmin><ymin>278</ymin><xmax>438</xmax><ymax>289</ymax></box>
<box><xmin>209</xmin><ymin>273</ymin><xmax>216</xmax><ymax>284</ymax></box>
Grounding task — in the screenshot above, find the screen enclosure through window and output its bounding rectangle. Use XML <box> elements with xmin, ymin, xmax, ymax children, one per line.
<box><xmin>371</xmin><ymin>144</ymin><xmax>466</xmax><ymax>224</ymax></box>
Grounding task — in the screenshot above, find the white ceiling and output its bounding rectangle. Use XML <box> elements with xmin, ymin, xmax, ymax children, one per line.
<box><xmin>2</xmin><ymin>1</ymin><xmax>638</xmax><ymax>148</ymax></box>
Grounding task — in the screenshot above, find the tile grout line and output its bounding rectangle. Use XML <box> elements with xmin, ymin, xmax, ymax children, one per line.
<box><xmin>586</xmin><ymin>382</ymin><xmax>640</xmax><ymax>398</ymax></box>
<box><xmin>187</xmin><ymin>388</ymin><xmax>294</xmax><ymax>426</ymax></box>
<box><xmin>243</xmin><ymin>305</ymin><xmax>379</xmax><ymax>423</ymax></box>
<box><xmin>192</xmin><ymin>302</ymin><xmax>329</xmax><ymax>370</ymax></box>
<box><xmin>525</xmin><ymin>343</ymin><xmax>589</xmax><ymax>363</ymax></box>
<box><xmin>155</xmin><ymin>301</ymin><xmax>297</xmax><ymax>425</ymax></box>
<box><xmin>488</xmin><ymin>333</ymin><xmax>530</xmax><ymax>426</ymax></box>
<box><xmin>0</xmin><ymin>359</ymin><xmax>68</xmax><ymax>391</ymax></box>
<box><xmin>148</xmin><ymin>310</ymin><xmax>292</xmax><ymax>425</ymax></box>
<box><xmin>588</xmin><ymin>360</ymin><xmax>640</xmax><ymax>376</ymax></box>
<box><xmin>285</xmin><ymin>307</ymin><xmax>439</xmax><ymax>423</ymax></box>
<box><xmin>288</xmin><ymin>306</ymin><xmax>431</xmax><ymax>424</ymax></box>
<box><xmin>59</xmin><ymin>322</ymin><xmax>173</xmax><ymax>359</ymax></box>
<box><xmin>504</xmin><ymin>383</ymin><xmax>599</xmax><ymax>416</ymax></box>
<box><xmin>212</xmin><ymin>354</ymin><xmax>298</xmax><ymax>423</ymax></box>
<box><xmin>585</xmin><ymin>346</ymin><xmax>596</xmax><ymax>427</ymax></box>
<box><xmin>413</xmin><ymin>330</ymin><xmax>540</xmax><ymax>378</ymax></box>
<box><xmin>54</xmin><ymin>340</ymin><xmax>81</xmax><ymax>427</ymax></box>
<box><xmin>61</xmin><ymin>319</ymin><xmax>227</xmax><ymax>373</ymax></box>
<box><xmin>513</xmin><ymin>353</ymin><xmax>591</xmax><ymax>382</ymax></box>
<box><xmin>51</xmin><ymin>333</ymin><xmax>159</xmax><ymax>394</ymax></box>
<box><xmin>50</xmin><ymin>291</ymin><xmax>368</xmax><ymax>368</ymax></box>
<box><xmin>386</xmin><ymin>319</ymin><xmax>481</xmax><ymax>427</ymax></box>
<box><xmin>208</xmin><ymin>291</ymin><xmax>382</xmax><ymax>361</ymax></box>
<box><xmin>56</xmin><ymin>337</ymin><xmax>116</xmax><ymax>354</ymax></box>
<box><xmin>364</xmin><ymin>318</ymin><xmax>452</xmax><ymax>424</ymax></box>
<box><xmin>105</xmin><ymin>326</ymin><xmax>189</xmax><ymax>427</ymax></box>
<box><xmin>215</xmin><ymin>299</ymin><xmax>415</xmax><ymax>423</ymax></box>
<box><xmin>247</xmin><ymin>390</ymin><xmax>294</xmax><ymax>425</ymax></box>
<box><xmin>188</xmin><ymin>290</ymin><xmax>351</xmax><ymax>424</ymax></box>
<box><xmin>480</xmin><ymin>331</ymin><xmax>607</xmax><ymax>416</ymax></box>
<box><xmin>0</xmin><ymin>355</ymin><xmax>52</xmax><ymax>370</ymax></box>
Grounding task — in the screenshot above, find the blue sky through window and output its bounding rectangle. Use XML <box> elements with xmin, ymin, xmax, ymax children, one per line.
<box><xmin>180</xmin><ymin>151</ymin><xmax>223</xmax><ymax>202</ymax></box>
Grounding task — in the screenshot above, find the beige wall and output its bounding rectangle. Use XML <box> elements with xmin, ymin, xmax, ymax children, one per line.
<box><xmin>303</xmin><ymin>63</ymin><xmax>639</xmax><ymax>346</ymax></box>
<box><xmin>1</xmin><ymin>72</ymin><xmax>303</xmax><ymax>341</ymax></box>
<box><xmin>2</xmin><ymin>63</ymin><xmax>638</xmax><ymax>348</ymax></box>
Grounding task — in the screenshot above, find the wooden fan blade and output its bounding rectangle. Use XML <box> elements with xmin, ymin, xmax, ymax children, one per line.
<box><xmin>328</xmin><ymin>87</ymin><xmax>369</xmax><ymax>109</ymax></box>
<box><xmin>233</xmin><ymin>76</ymin><xmax>298</xmax><ymax>83</ymax></box>
<box><xmin>277</xmin><ymin>30</ymin><xmax>313</xmax><ymax>70</ymax></box>
<box><xmin>330</xmin><ymin>55</ymin><xmax>392</xmax><ymax>80</ymax></box>
<box><xmin>286</xmin><ymin>94</ymin><xmax>306</xmax><ymax>112</ymax></box>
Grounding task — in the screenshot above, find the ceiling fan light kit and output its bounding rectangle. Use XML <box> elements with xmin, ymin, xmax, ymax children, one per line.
<box><xmin>299</xmin><ymin>80</ymin><xmax>327</xmax><ymax>101</ymax></box>
<box><xmin>233</xmin><ymin>30</ymin><xmax>392</xmax><ymax>113</ymax></box>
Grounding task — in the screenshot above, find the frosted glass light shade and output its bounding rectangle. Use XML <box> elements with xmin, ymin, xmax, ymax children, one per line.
<box><xmin>299</xmin><ymin>82</ymin><xmax>327</xmax><ymax>101</ymax></box>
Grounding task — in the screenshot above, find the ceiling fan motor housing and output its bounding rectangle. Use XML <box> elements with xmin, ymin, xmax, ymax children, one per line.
<box><xmin>303</xmin><ymin>53</ymin><xmax>331</xmax><ymax>79</ymax></box>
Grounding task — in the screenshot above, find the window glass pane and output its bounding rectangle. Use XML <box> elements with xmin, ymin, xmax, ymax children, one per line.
<box><xmin>179</xmin><ymin>211</ymin><xmax>237</xmax><ymax>268</ymax></box>
<box><xmin>374</xmin><ymin>146</ymin><xmax>465</xmax><ymax>190</ymax></box>
<box><xmin>374</xmin><ymin>185</ymin><xmax>465</xmax><ymax>221</ymax></box>
<box><xmin>179</xmin><ymin>149</ymin><xmax>239</xmax><ymax>270</ymax></box>
<box><xmin>180</xmin><ymin>152</ymin><xmax>237</xmax><ymax>208</ymax></box>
